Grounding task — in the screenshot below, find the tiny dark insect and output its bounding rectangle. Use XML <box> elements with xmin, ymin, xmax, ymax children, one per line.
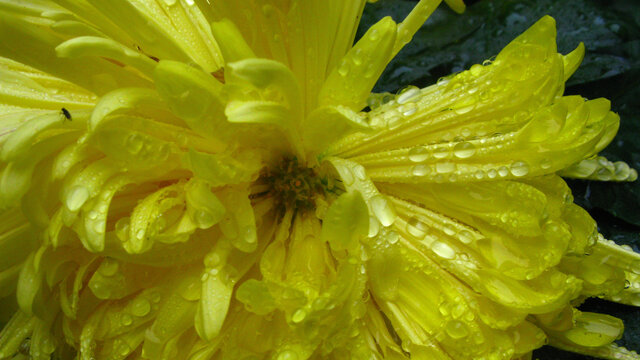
<box><xmin>61</xmin><ymin>107</ymin><xmax>71</xmax><ymax>121</ymax></box>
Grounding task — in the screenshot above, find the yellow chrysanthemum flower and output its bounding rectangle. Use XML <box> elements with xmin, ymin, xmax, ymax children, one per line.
<box><xmin>0</xmin><ymin>0</ymin><xmax>638</xmax><ymax>359</ymax></box>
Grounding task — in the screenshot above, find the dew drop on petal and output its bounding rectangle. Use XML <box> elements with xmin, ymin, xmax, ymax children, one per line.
<box><xmin>406</xmin><ymin>217</ymin><xmax>428</xmax><ymax>239</ymax></box>
<box><xmin>436</xmin><ymin>162</ymin><xmax>456</xmax><ymax>174</ymax></box>
<box><xmin>121</xmin><ymin>314</ymin><xmax>133</xmax><ymax>326</ymax></box>
<box><xmin>408</xmin><ymin>146</ymin><xmax>429</xmax><ymax>162</ymax></box>
<box><xmin>412</xmin><ymin>164</ymin><xmax>430</xmax><ymax>177</ymax></box>
<box><xmin>277</xmin><ymin>350</ymin><xmax>298</xmax><ymax>360</ymax></box>
<box><xmin>99</xmin><ymin>258</ymin><xmax>119</xmax><ymax>277</ymax></box>
<box><xmin>386</xmin><ymin>231</ymin><xmax>399</xmax><ymax>244</ymax></box>
<box><xmin>370</xmin><ymin>195</ymin><xmax>395</xmax><ymax>227</ymax></box>
<box><xmin>510</xmin><ymin>161</ymin><xmax>529</xmax><ymax>177</ymax></box>
<box><xmin>338</xmin><ymin>60</ymin><xmax>349</xmax><ymax>77</ymax></box>
<box><xmin>432</xmin><ymin>241</ymin><xmax>456</xmax><ymax>259</ymax></box>
<box><xmin>453</xmin><ymin>142</ymin><xmax>476</xmax><ymax>159</ymax></box>
<box><xmin>292</xmin><ymin>309</ymin><xmax>306</xmax><ymax>323</ymax></box>
<box><xmin>457</xmin><ymin>230</ymin><xmax>474</xmax><ymax>244</ymax></box>
<box><xmin>131</xmin><ymin>298</ymin><xmax>151</xmax><ymax>317</ymax></box>
<box><xmin>445</xmin><ymin>320</ymin><xmax>469</xmax><ymax>339</ymax></box>
<box><xmin>396</xmin><ymin>86</ymin><xmax>420</xmax><ymax>104</ymax></box>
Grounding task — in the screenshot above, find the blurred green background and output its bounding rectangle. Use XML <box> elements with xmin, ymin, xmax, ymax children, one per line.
<box><xmin>358</xmin><ymin>0</ymin><xmax>640</xmax><ymax>359</ymax></box>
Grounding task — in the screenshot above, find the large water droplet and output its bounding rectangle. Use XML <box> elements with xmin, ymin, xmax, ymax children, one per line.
<box><xmin>445</xmin><ymin>320</ymin><xmax>469</xmax><ymax>339</ymax></box>
<box><xmin>510</xmin><ymin>161</ymin><xmax>529</xmax><ymax>177</ymax></box>
<box><xmin>115</xmin><ymin>217</ymin><xmax>130</xmax><ymax>242</ymax></box>
<box><xmin>397</xmin><ymin>86</ymin><xmax>420</xmax><ymax>104</ymax></box>
<box><xmin>370</xmin><ymin>195</ymin><xmax>396</xmax><ymax>227</ymax></box>
<box><xmin>121</xmin><ymin>314</ymin><xmax>133</xmax><ymax>326</ymax></box>
<box><xmin>277</xmin><ymin>350</ymin><xmax>299</xmax><ymax>360</ymax></box>
<box><xmin>131</xmin><ymin>298</ymin><xmax>151</xmax><ymax>317</ymax></box>
<box><xmin>338</xmin><ymin>60</ymin><xmax>349</xmax><ymax>77</ymax></box>
<box><xmin>457</xmin><ymin>230</ymin><xmax>474</xmax><ymax>244</ymax></box>
<box><xmin>432</xmin><ymin>241</ymin><xmax>456</xmax><ymax>259</ymax></box>
<box><xmin>386</xmin><ymin>231</ymin><xmax>399</xmax><ymax>244</ymax></box>
<box><xmin>406</xmin><ymin>217</ymin><xmax>428</xmax><ymax>239</ymax></box>
<box><xmin>453</xmin><ymin>142</ymin><xmax>476</xmax><ymax>159</ymax></box>
<box><xmin>99</xmin><ymin>258</ymin><xmax>119</xmax><ymax>277</ymax></box>
<box><xmin>408</xmin><ymin>146</ymin><xmax>429</xmax><ymax>162</ymax></box>
<box><xmin>412</xmin><ymin>164</ymin><xmax>430</xmax><ymax>177</ymax></box>
<box><xmin>436</xmin><ymin>162</ymin><xmax>456</xmax><ymax>174</ymax></box>
<box><xmin>351</xmin><ymin>49</ymin><xmax>364</xmax><ymax>66</ymax></box>
<box><xmin>292</xmin><ymin>309</ymin><xmax>306</xmax><ymax>323</ymax></box>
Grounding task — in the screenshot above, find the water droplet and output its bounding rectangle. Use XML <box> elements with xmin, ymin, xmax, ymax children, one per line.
<box><xmin>445</xmin><ymin>320</ymin><xmax>469</xmax><ymax>339</ymax></box>
<box><xmin>292</xmin><ymin>309</ymin><xmax>306</xmax><ymax>323</ymax></box>
<box><xmin>66</xmin><ymin>186</ymin><xmax>89</xmax><ymax>211</ymax></box>
<box><xmin>93</xmin><ymin>220</ymin><xmax>106</xmax><ymax>233</ymax></box>
<box><xmin>432</xmin><ymin>241</ymin><xmax>456</xmax><ymax>259</ymax></box>
<box><xmin>540</xmin><ymin>158</ymin><xmax>552</xmax><ymax>169</ymax></box>
<box><xmin>498</xmin><ymin>166</ymin><xmax>509</xmax><ymax>177</ymax></box>
<box><xmin>121</xmin><ymin>314</ymin><xmax>133</xmax><ymax>326</ymax></box>
<box><xmin>115</xmin><ymin>217</ymin><xmax>130</xmax><ymax>241</ymax></box>
<box><xmin>510</xmin><ymin>161</ymin><xmax>529</xmax><ymax>177</ymax></box>
<box><xmin>205</xmin><ymin>252</ymin><xmax>221</xmax><ymax>268</ymax></box>
<box><xmin>277</xmin><ymin>350</ymin><xmax>298</xmax><ymax>360</ymax></box>
<box><xmin>401</xmin><ymin>102</ymin><xmax>418</xmax><ymax>116</ymax></box>
<box><xmin>351</xmin><ymin>49</ymin><xmax>364</xmax><ymax>66</ymax></box>
<box><xmin>469</xmin><ymin>64</ymin><xmax>483</xmax><ymax>77</ymax></box>
<box><xmin>369</xmin><ymin>29</ymin><xmax>380</xmax><ymax>41</ymax></box>
<box><xmin>163</xmin><ymin>0</ymin><xmax>176</xmax><ymax>5</ymax></box>
<box><xmin>99</xmin><ymin>258</ymin><xmax>119</xmax><ymax>276</ymax></box>
<box><xmin>118</xmin><ymin>341</ymin><xmax>131</xmax><ymax>356</ymax></box>
<box><xmin>397</xmin><ymin>86</ymin><xmax>420</xmax><ymax>104</ymax></box>
<box><xmin>437</xmin><ymin>77</ymin><xmax>450</xmax><ymax>86</ymax></box>
<box><xmin>406</xmin><ymin>217</ymin><xmax>428</xmax><ymax>239</ymax></box>
<box><xmin>338</xmin><ymin>60</ymin><xmax>349</xmax><ymax>77</ymax></box>
<box><xmin>135</xmin><ymin>229</ymin><xmax>145</xmax><ymax>240</ymax></box>
<box><xmin>453</xmin><ymin>142</ymin><xmax>476</xmax><ymax>159</ymax></box>
<box><xmin>436</xmin><ymin>162</ymin><xmax>456</xmax><ymax>174</ymax></box>
<box><xmin>193</xmin><ymin>210</ymin><xmax>214</xmax><ymax>229</ymax></box>
<box><xmin>386</xmin><ymin>231</ymin><xmax>399</xmax><ymax>244</ymax></box>
<box><xmin>150</xmin><ymin>292</ymin><xmax>161</xmax><ymax>303</ymax></box>
<box><xmin>412</xmin><ymin>164</ymin><xmax>430</xmax><ymax>177</ymax></box>
<box><xmin>88</xmin><ymin>210</ymin><xmax>98</xmax><ymax>220</ymax></box>
<box><xmin>370</xmin><ymin>195</ymin><xmax>396</xmax><ymax>227</ymax></box>
<box><xmin>443</xmin><ymin>225</ymin><xmax>455</xmax><ymax>236</ymax></box>
<box><xmin>457</xmin><ymin>230</ymin><xmax>474</xmax><ymax>244</ymax></box>
<box><xmin>131</xmin><ymin>298</ymin><xmax>151</xmax><ymax>317</ymax></box>
<box><xmin>408</xmin><ymin>146</ymin><xmax>429</xmax><ymax>162</ymax></box>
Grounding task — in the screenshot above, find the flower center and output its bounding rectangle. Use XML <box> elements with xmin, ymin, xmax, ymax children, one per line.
<box><xmin>263</xmin><ymin>157</ymin><xmax>329</xmax><ymax>210</ymax></box>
